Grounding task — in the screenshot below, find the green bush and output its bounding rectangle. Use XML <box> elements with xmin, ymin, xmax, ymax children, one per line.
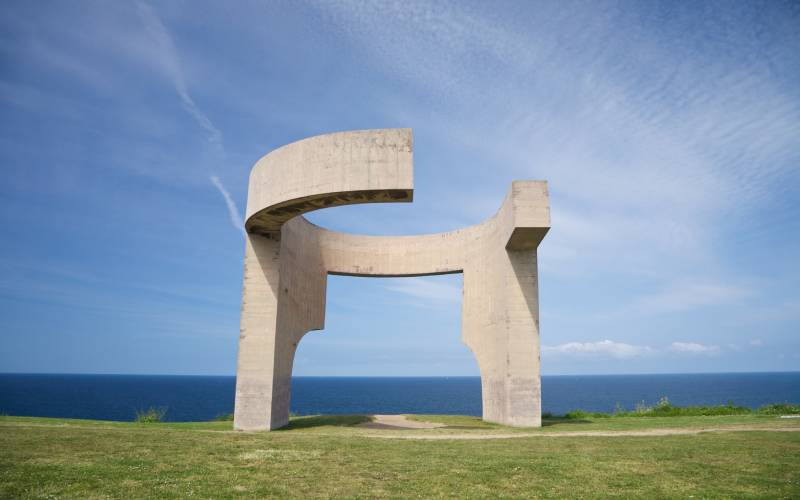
<box><xmin>758</xmin><ymin>403</ymin><xmax>800</xmax><ymax>415</ymax></box>
<box><xmin>615</xmin><ymin>397</ymin><xmax>743</xmax><ymax>417</ymax></box>
<box><xmin>135</xmin><ymin>407</ymin><xmax>167</xmax><ymax>423</ymax></box>
<box><xmin>563</xmin><ymin>409</ymin><xmax>610</xmax><ymax>419</ymax></box>
<box><xmin>617</xmin><ymin>397</ymin><xmax>749</xmax><ymax>417</ymax></box>
<box><xmin>562</xmin><ymin>398</ymin><xmax>766</xmax><ymax>419</ymax></box>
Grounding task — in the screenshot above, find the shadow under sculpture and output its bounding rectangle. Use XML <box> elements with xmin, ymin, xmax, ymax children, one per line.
<box><xmin>233</xmin><ymin>128</ymin><xmax>550</xmax><ymax>431</ymax></box>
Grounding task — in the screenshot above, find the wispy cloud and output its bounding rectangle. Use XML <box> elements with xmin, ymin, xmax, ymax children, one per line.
<box><xmin>137</xmin><ymin>2</ymin><xmax>244</xmax><ymax>237</ymax></box>
<box><xmin>543</xmin><ymin>339</ymin><xmax>765</xmax><ymax>359</ymax></box>
<box><xmin>669</xmin><ymin>342</ymin><xmax>719</xmax><ymax>355</ymax></box>
<box><xmin>384</xmin><ymin>277</ymin><xmax>461</xmax><ymax>303</ymax></box>
<box><xmin>633</xmin><ymin>283</ymin><xmax>751</xmax><ymax>315</ymax></box>
<box><xmin>136</xmin><ymin>2</ymin><xmax>223</xmax><ymax>151</ymax></box>
<box><xmin>591</xmin><ymin>281</ymin><xmax>752</xmax><ymax>322</ymax></box>
<box><xmin>4</xmin><ymin>1</ymin><xmax>797</xmax><ymax>375</ymax></box>
<box><xmin>542</xmin><ymin>340</ymin><xmax>654</xmax><ymax>359</ymax></box>
<box><xmin>313</xmin><ymin>0</ymin><xmax>799</xmax><ymax>326</ymax></box>
<box><xmin>210</xmin><ymin>176</ymin><xmax>246</xmax><ymax>238</ymax></box>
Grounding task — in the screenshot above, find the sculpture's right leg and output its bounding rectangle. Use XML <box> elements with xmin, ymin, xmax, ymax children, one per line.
<box><xmin>461</xmin><ymin>248</ymin><xmax>543</xmax><ymax>428</ymax></box>
<box><xmin>234</xmin><ymin>233</ymin><xmax>285</xmax><ymax>431</ymax></box>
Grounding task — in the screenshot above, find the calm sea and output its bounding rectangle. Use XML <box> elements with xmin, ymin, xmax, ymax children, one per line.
<box><xmin>1</xmin><ymin>373</ymin><xmax>798</xmax><ymax>422</ymax></box>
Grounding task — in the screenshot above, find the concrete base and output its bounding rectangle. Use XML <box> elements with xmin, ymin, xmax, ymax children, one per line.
<box><xmin>233</xmin><ymin>129</ymin><xmax>549</xmax><ymax>430</ymax></box>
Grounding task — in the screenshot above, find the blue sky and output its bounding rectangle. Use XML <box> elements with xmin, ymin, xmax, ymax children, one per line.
<box><xmin>1</xmin><ymin>1</ymin><xmax>798</xmax><ymax>376</ymax></box>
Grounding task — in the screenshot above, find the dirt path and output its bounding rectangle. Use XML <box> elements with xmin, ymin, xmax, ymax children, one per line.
<box><xmin>4</xmin><ymin>418</ymin><xmax>798</xmax><ymax>440</ymax></box>
<box><xmin>358</xmin><ymin>414</ymin><xmax>447</xmax><ymax>430</ymax></box>
<box><xmin>364</xmin><ymin>426</ymin><xmax>800</xmax><ymax>440</ymax></box>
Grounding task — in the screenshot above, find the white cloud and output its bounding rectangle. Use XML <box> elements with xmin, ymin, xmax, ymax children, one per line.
<box><xmin>542</xmin><ymin>340</ymin><xmax>654</xmax><ymax>359</ymax></box>
<box><xmin>138</xmin><ymin>3</ymin><xmax>244</xmax><ymax>237</ymax></box>
<box><xmin>383</xmin><ymin>277</ymin><xmax>461</xmax><ymax>303</ymax></box>
<box><xmin>669</xmin><ymin>342</ymin><xmax>719</xmax><ymax>354</ymax></box>
<box><xmin>749</xmin><ymin>339</ymin><xmax>763</xmax><ymax>347</ymax></box>
<box><xmin>210</xmin><ymin>176</ymin><xmax>246</xmax><ymax>237</ymax></box>
<box><xmin>136</xmin><ymin>2</ymin><xmax>223</xmax><ymax>151</ymax></box>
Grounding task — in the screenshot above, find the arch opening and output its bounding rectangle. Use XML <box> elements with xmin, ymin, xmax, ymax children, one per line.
<box><xmin>291</xmin><ymin>273</ymin><xmax>481</xmax><ymax>417</ymax></box>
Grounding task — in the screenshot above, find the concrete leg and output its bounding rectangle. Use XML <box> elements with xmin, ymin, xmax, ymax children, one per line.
<box><xmin>233</xmin><ymin>233</ymin><xmax>285</xmax><ymax>431</ymax></box>
<box><xmin>234</xmin><ymin>221</ymin><xmax>328</xmax><ymax>431</ymax></box>
<box><xmin>463</xmin><ymin>249</ymin><xmax>542</xmax><ymax>427</ymax></box>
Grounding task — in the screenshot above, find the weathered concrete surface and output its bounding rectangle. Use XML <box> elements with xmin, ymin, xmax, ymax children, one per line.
<box><xmin>234</xmin><ymin>128</ymin><xmax>550</xmax><ymax>431</ymax></box>
<box><xmin>245</xmin><ymin>128</ymin><xmax>413</xmax><ymax>235</ymax></box>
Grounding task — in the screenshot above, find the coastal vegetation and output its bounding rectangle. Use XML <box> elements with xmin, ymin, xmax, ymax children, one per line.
<box><xmin>556</xmin><ymin>398</ymin><xmax>800</xmax><ymax>419</ymax></box>
<box><xmin>133</xmin><ymin>406</ymin><xmax>167</xmax><ymax>423</ymax></box>
<box><xmin>208</xmin><ymin>400</ymin><xmax>800</xmax><ymax>425</ymax></box>
<box><xmin>2</xmin><ymin>410</ymin><xmax>799</xmax><ymax>498</ymax></box>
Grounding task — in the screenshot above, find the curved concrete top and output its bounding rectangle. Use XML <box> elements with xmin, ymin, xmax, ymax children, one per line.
<box><xmin>244</xmin><ymin>128</ymin><xmax>550</xmax><ymax>277</ymax></box>
<box><xmin>246</xmin><ymin>128</ymin><xmax>413</xmax><ymax>235</ymax></box>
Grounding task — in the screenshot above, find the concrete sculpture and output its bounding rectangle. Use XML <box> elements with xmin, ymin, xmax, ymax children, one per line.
<box><xmin>234</xmin><ymin>129</ymin><xmax>550</xmax><ymax>430</ymax></box>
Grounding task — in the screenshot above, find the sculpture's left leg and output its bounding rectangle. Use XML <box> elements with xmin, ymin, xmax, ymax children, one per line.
<box><xmin>233</xmin><ymin>234</ymin><xmax>285</xmax><ymax>430</ymax></box>
<box><xmin>233</xmin><ymin>222</ymin><xmax>326</xmax><ymax>431</ymax></box>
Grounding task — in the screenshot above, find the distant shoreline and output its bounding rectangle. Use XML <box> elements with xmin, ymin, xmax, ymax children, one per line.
<box><xmin>2</xmin><ymin>372</ymin><xmax>798</xmax><ymax>423</ymax></box>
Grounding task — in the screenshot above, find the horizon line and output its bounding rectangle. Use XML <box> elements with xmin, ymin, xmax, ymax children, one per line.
<box><xmin>1</xmin><ymin>370</ymin><xmax>798</xmax><ymax>378</ymax></box>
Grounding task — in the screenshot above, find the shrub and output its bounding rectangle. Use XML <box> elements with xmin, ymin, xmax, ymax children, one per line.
<box><xmin>564</xmin><ymin>409</ymin><xmax>610</xmax><ymax>419</ymax></box>
<box><xmin>564</xmin><ymin>410</ymin><xmax>589</xmax><ymax>419</ymax></box>
<box><xmin>561</xmin><ymin>398</ymin><xmax>760</xmax><ymax>419</ymax></box>
<box><xmin>135</xmin><ymin>407</ymin><xmax>167</xmax><ymax>423</ymax></box>
<box><xmin>634</xmin><ymin>400</ymin><xmax>653</xmax><ymax>414</ymax></box>
<box><xmin>550</xmin><ymin>401</ymin><xmax>800</xmax><ymax>420</ymax></box>
<box><xmin>758</xmin><ymin>403</ymin><xmax>800</xmax><ymax>415</ymax></box>
<box><xmin>213</xmin><ymin>413</ymin><xmax>234</xmax><ymax>421</ymax></box>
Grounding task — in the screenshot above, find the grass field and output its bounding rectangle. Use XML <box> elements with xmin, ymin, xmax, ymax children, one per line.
<box><xmin>1</xmin><ymin>414</ymin><xmax>799</xmax><ymax>498</ymax></box>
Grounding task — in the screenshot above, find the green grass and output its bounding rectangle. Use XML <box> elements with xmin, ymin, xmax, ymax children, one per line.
<box><xmin>1</xmin><ymin>413</ymin><xmax>799</xmax><ymax>498</ymax></box>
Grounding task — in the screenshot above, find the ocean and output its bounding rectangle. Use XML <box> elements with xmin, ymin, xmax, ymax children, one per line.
<box><xmin>1</xmin><ymin>372</ymin><xmax>798</xmax><ymax>422</ymax></box>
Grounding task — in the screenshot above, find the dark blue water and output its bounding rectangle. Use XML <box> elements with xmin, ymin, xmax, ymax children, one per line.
<box><xmin>0</xmin><ymin>373</ymin><xmax>798</xmax><ymax>422</ymax></box>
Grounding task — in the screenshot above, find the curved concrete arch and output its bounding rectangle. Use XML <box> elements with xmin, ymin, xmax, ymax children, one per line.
<box><xmin>245</xmin><ymin>128</ymin><xmax>413</xmax><ymax>235</ymax></box>
<box><xmin>234</xmin><ymin>129</ymin><xmax>550</xmax><ymax>430</ymax></box>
